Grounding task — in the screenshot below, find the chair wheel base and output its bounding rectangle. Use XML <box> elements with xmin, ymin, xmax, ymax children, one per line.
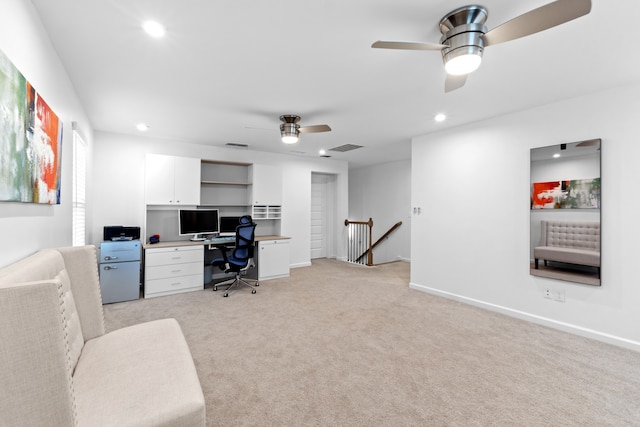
<box><xmin>223</xmin><ymin>292</ymin><xmax>229</xmax><ymax>297</ymax></box>
<box><xmin>251</xmin><ymin>289</ymin><xmax>256</xmax><ymax>294</ymax></box>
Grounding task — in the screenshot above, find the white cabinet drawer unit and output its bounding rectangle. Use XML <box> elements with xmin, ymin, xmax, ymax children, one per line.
<box><xmin>144</xmin><ymin>245</ymin><xmax>203</xmax><ymax>298</ymax></box>
<box><xmin>257</xmin><ymin>239</ymin><xmax>290</xmax><ymax>281</ymax></box>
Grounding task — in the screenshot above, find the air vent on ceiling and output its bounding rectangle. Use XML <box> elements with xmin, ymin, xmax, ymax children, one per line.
<box><xmin>225</xmin><ymin>142</ymin><xmax>248</xmax><ymax>149</ymax></box>
<box><xmin>329</xmin><ymin>144</ymin><xmax>363</xmax><ymax>152</ymax></box>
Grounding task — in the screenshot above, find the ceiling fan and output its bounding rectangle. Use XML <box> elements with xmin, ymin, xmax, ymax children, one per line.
<box><xmin>372</xmin><ymin>0</ymin><xmax>591</xmax><ymax>92</ymax></box>
<box><xmin>279</xmin><ymin>115</ymin><xmax>331</xmax><ymax>144</ymax></box>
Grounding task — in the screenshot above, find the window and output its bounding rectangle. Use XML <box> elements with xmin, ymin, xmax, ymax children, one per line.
<box><xmin>72</xmin><ymin>130</ymin><xmax>87</xmax><ymax>246</ymax></box>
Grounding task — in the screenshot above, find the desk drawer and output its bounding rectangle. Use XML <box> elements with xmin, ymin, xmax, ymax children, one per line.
<box><xmin>144</xmin><ymin>274</ymin><xmax>202</xmax><ymax>298</ymax></box>
<box><xmin>145</xmin><ymin>246</ymin><xmax>203</xmax><ymax>266</ymax></box>
<box><xmin>145</xmin><ymin>261</ymin><xmax>202</xmax><ymax>281</ymax></box>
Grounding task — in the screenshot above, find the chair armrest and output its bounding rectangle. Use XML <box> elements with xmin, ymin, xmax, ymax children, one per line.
<box><xmin>55</xmin><ymin>245</ymin><xmax>105</xmax><ymax>340</ymax></box>
<box><xmin>0</xmin><ymin>281</ymin><xmax>75</xmax><ymax>426</ymax></box>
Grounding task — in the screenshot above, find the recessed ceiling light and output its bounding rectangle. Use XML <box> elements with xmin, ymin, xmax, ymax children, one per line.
<box><xmin>319</xmin><ymin>149</ymin><xmax>326</xmax><ymax>156</ymax></box>
<box><xmin>136</xmin><ymin>123</ymin><xmax>149</xmax><ymax>131</ymax></box>
<box><xmin>434</xmin><ymin>113</ymin><xmax>447</xmax><ymax>122</ymax></box>
<box><xmin>553</xmin><ymin>153</ymin><xmax>561</xmax><ymax>158</ymax></box>
<box><xmin>143</xmin><ymin>21</ymin><xmax>166</xmax><ymax>38</ymax></box>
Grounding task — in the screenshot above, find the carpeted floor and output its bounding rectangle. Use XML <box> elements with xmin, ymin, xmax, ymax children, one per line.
<box><xmin>104</xmin><ymin>259</ymin><xmax>640</xmax><ymax>426</ymax></box>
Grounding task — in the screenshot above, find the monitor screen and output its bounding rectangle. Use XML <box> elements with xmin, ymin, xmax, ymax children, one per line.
<box><xmin>178</xmin><ymin>209</ymin><xmax>219</xmax><ymax>240</ymax></box>
<box><xmin>219</xmin><ymin>216</ymin><xmax>241</xmax><ymax>235</ymax></box>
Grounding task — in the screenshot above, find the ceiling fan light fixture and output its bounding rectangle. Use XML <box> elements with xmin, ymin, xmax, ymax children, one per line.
<box><xmin>142</xmin><ymin>21</ymin><xmax>166</xmax><ymax>38</ymax></box>
<box><xmin>280</xmin><ymin>123</ymin><xmax>299</xmax><ymax>144</ymax></box>
<box><xmin>444</xmin><ymin>51</ymin><xmax>482</xmax><ymax>75</ymax></box>
<box><xmin>439</xmin><ymin>6</ymin><xmax>487</xmax><ymax>76</ymax></box>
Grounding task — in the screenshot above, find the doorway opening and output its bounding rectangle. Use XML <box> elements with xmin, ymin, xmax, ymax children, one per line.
<box><xmin>311</xmin><ymin>173</ymin><xmax>337</xmax><ymax>259</ymax></box>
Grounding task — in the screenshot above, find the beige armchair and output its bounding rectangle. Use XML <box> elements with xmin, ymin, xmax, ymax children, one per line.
<box><xmin>0</xmin><ymin>245</ymin><xmax>205</xmax><ymax>426</ymax></box>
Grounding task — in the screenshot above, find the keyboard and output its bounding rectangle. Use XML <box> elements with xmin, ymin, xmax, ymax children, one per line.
<box><xmin>208</xmin><ymin>236</ymin><xmax>236</xmax><ymax>243</ymax></box>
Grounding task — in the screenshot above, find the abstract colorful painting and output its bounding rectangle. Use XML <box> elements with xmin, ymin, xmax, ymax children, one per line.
<box><xmin>531</xmin><ymin>178</ymin><xmax>600</xmax><ymax>209</ymax></box>
<box><xmin>0</xmin><ymin>48</ymin><xmax>62</xmax><ymax>204</ymax></box>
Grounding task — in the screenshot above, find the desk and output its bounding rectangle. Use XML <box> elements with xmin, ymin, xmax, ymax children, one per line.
<box><xmin>142</xmin><ymin>236</ymin><xmax>290</xmax><ymax>298</ymax></box>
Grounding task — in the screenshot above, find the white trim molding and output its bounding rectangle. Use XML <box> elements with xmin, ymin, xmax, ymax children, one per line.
<box><xmin>409</xmin><ymin>282</ymin><xmax>640</xmax><ymax>353</ymax></box>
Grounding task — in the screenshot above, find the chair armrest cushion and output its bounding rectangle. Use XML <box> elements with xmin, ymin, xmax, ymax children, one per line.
<box><xmin>0</xmin><ymin>281</ymin><xmax>75</xmax><ymax>426</ymax></box>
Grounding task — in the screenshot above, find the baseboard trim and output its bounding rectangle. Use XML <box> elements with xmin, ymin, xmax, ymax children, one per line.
<box><xmin>409</xmin><ymin>282</ymin><xmax>640</xmax><ymax>352</ymax></box>
<box><xmin>290</xmin><ymin>262</ymin><xmax>311</xmax><ymax>269</ymax></box>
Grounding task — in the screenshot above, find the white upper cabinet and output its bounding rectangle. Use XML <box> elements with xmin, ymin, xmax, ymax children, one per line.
<box><xmin>145</xmin><ymin>154</ymin><xmax>200</xmax><ymax>205</ymax></box>
<box><xmin>249</xmin><ymin>164</ymin><xmax>282</xmax><ymax>206</ymax></box>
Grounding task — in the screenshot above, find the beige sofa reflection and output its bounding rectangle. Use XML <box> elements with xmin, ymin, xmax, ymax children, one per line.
<box><xmin>534</xmin><ymin>220</ymin><xmax>600</xmax><ymax>277</ymax></box>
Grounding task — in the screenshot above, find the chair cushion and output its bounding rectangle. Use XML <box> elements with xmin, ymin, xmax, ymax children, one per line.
<box><xmin>73</xmin><ymin>318</ymin><xmax>205</xmax><ymax>427</ymax></box>
<box><xmin>534</xmin><ymin>246</ymin><xmax>600</xmax><ymax>267</ymax></box>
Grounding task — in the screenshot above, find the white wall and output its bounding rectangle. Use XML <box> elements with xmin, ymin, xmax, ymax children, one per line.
<box><xmin>0</xmin><ymin>0</ymin><xmax>93</xmax><ymax>267</ymax></box>
<box><xmin>410</xmin><ymin>83</ymin><xmax>640</xmax><ymax>350</ymax></box>
<box><xmin>349</xmin><ymin>159</ymin><xmax>411</xmax><ymax>263</ymax></box>
<box><xmin>90</xmin><ymin>131</ymin><xmax>349</xmax><ymax>269</ymax></box>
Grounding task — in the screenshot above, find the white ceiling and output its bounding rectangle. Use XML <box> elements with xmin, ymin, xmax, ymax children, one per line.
<box><xmin>30</xmin><ymin>0</ymin><xmax>640</xmax><ymax>169</ymax></box>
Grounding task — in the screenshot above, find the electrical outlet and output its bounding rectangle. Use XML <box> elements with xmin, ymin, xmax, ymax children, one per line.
<box><xmin>544</xmin><ymin>288</ymin><xmax>553</xmax><ymax>299</ymax></box>
<box><xmin>555</xmin><ymin>289</ymin><xmax>566</xmax><ymax>303</ymax></box>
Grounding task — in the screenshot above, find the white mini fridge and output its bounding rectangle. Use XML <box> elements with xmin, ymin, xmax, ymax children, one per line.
<box><xmin>99</xmin><ymin>240</ymin><xmax>141</xmax><ymax>303</ymax></box>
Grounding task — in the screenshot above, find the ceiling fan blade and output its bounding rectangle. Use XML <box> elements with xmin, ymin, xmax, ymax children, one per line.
<box><xmin>445</xmin><ymin>74</ymin><xmax>467</xmax><ymax>93</ymax></box>
<box><xmin>244</xmin><ymin>125</ymin><xmax>273</xmax><ymax>131</ymax></box>
<box><xmin>371</xmin><ymin>40</ymin><xmax>447</xmax><ymax>51</ymax></box>
<box><xmin>483</xmin><ymin>0</ymin><xmax>591</xmax><ymax>46</ymax></box>
<box><xmin>299</xmin><ymin>124</ymin><xmax>331</xmax><ymax>134</ymax></box>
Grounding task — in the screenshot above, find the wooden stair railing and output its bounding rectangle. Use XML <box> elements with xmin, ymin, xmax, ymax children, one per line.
<box><xmin>344</xmin><ymin>219</ymin><xmax>403</xmax><ymax>266</ymax></box>
<box><xmin>354</xmin><ymin>221</ymin><xmax>403</xmax><ymax>264</ymax></box>
<box><xmin>344</xmin><ymin>218</ymin><xmax>373</xmax><ymax>266</ymax></box>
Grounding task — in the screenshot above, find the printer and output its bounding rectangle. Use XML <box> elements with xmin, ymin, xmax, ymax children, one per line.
<box><xmin>103</xmin><ymin>226</ymin><xmax>141</xmax><ymax>241</ymax></box>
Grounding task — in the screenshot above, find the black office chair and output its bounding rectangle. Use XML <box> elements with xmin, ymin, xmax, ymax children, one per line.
<box><xmin>210</xmin><ymin>215</ymin><xmax>259</xmax><ymax>297</ymax></box>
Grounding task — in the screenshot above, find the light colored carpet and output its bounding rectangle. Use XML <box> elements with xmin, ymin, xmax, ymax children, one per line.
<box><xmin>104</xmin><ymin>259</ymin><xmax>640</xmax><ymax>426</ymax></box>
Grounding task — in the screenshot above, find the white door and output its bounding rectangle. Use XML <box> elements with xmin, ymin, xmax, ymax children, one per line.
<box><xmin>311</xmin><ymin>173</ymin><xmax>337</xmax><ymax>259</ymax></box>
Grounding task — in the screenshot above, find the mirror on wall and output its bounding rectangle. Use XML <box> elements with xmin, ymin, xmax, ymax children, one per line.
<box><xmin>530</xmin><ymin>139</ymin><xmax>601</xmax><ymax>286</ymax></box>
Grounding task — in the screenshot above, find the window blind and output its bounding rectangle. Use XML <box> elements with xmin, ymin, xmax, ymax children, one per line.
<box><xmin>72</xmin><ymin>130</ymin><xmax>87</xmax><ymax>246</ymax></box>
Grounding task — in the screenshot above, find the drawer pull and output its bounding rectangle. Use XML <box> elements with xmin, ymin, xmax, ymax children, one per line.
<box><xmin>171</xmin><ymin>282</ymin><xmax>181</xmax><ymax>286</ymax></box>
<box><xmin>103</xmin><ymin>265</ymin><xmax>118</xmax><ymax>271</ymax></box>
<box><xmin>172</xmin><ymin>269</ymin><xmax>181</xmax><ymax>273</ymax></box>
<box><xmin>171</xmin><ymin>256</ymin><xmax>182</xmax><ymax>260</ymax></box>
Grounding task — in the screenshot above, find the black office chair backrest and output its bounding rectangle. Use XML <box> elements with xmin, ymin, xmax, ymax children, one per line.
<box><xmin>233</xmin><ymin>215</ymin><xmax>255</xmax><ymax>262</ymax></box>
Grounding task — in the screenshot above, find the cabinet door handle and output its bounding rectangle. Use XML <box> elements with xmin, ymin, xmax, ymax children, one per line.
<box><xmin>104</xmin><ymin>256</ymin><xmax>118</xmax><ymax>261</ymax></box>
<box><xmin>103</xmin><ymin>265</ymin><xmax>118</xmax><ymax>270</ymax></box>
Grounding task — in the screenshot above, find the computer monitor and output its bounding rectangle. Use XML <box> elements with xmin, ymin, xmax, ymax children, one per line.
<box><xmin>219</xmin><ymin>216</ymin><xmax>241</xmax><ymax>237</ymax></box>
<box><xmin>178</xmin><ymin>209</ymin><xmax>219</xmax><ymax>241</ymax></box>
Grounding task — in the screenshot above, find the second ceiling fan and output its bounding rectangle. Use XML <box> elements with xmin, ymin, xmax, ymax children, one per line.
<box><xmin>279</xmin><ymin>115</ymin><xmax>331</xmax><ymax>144</ymax></box>
<box><xmin>372</xmin><ymin>0</ymin><xmax>592</xmax><ymax>92</ymax></box>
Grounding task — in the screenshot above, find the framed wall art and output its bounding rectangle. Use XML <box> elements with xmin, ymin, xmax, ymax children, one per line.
<box><xmin>0</xmin><ymin>48</ymin><xmax>62</xmax><ymax>204</ymax></box>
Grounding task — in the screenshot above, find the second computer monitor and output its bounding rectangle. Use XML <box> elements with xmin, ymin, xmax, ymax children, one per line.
<box><xmin>219</xmin><ymin>216</ymin><xmax>242</xmax><ymax>236</ymax></box>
